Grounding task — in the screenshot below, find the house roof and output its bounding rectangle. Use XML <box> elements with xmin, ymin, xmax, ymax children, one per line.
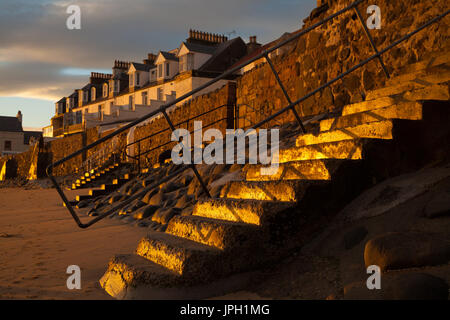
<box><xmin>130</xmin><ymin>62</ymin><xmax>153</xmax><ymax>72</ymax></box>
<box><xmin>81</xmin><ymin>83</ymin><xmax>93</xmax><ymax>91</ymax></box>
<box><xmin>230</xmin><ymin>29</ymin><xmax>302</xmax><ymax>71</ymax></box>
<box><xmin>24</xmin><ymin>131</ymin><xmax>42</xmax><ymax>145</ymax></box>
<box><xmin>159</xmin><ymin>51</ymin><xmax>179</xmax><ymax>62</ymax></box>
<box><xmin>0</xmin><ymin>116</ymin><xmax>23</xmax><ymax>132</ymax></box>
<box><xmin>181</xmin><ymin>42</ymin><xmax>217</xmax><ymax>55</ymax></box>
<box><xmin>199</xmin><ymin>37</ymin><xmax>247</xmax><ymax>73</ymax></box>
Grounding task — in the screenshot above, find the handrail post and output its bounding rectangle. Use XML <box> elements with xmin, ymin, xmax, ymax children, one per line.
<box><xmin>264</xmin><ymin>53</ymin><xmax>307</xmax><ymax>133</ymax></box>
<box><xmin>161</xmin><ymin>109</ymin><xmax>212</xmax><ymax>198</ymax></box>
<box><xmin>137</xmin><ymin>141</ymin><xmax>141</xmax><ymax>173</ymax></box>
<box><xmin>353</xmin><ymin>5</ymin><xmax>390</xmax><ymax>79</ymax></box>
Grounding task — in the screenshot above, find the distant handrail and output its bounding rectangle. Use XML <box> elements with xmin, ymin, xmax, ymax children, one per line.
<box><xmin>46</xmin><ymin>0</ymin><xmax>450</xmax><ymax>228</ymax></box>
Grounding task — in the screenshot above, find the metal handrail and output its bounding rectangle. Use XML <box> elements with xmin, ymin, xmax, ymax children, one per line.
<box><xmin>46</xmin><ymin>0</ymin><xmax>450</xmax><ymax>228</ymax></box>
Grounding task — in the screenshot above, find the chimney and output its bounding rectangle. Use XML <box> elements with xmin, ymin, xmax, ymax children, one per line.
<box><xmin>143</xmin><ymin>53</ymin><xmax>157</xmax><ymax>65</ymax></box>
<box><xmin>16</xmin><ymin>110</ymin><xmax>22</xmax><ymax>124</ymax></box>
<box><xmin>247</xmin><ymin>35</ymin><xmax>261</xmax><ymax>55</ymax></box>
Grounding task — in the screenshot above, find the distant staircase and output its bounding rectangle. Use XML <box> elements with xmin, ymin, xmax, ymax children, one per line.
<box><xmin>100</xmin><ymin>51</ymin><xmax>450</xmax><ymax>299</ymax></box>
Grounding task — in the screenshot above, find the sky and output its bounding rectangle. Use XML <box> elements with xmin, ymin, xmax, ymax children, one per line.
<box><xmin>0</xmin><ymin>0</ymin><xmax>317</xmax><ymax>130</ymax></box>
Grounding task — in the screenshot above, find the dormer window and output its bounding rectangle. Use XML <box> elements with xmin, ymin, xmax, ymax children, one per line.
<box><xmin>102</xmin><ymin>83</ymin><xmax>108</xmax><ymax>97</ymax></box>
<box><xmin>91</xmin><ymin>87</ymin><xmax>96</xmax><ymax>101</ymax></box>
<box><xmin>129</xmin><ymin>74</ymin><xmax>134</xmax><ymax>87</ymax></box>
<box><xmin>180</xmin><ymin>53</ymin><xmax>194</xmax><ymax>72</ymax></box>
<box><xmin>166</xmin><ymin>63</ymin><xmax>170</xmax><ymax>77</ymax></box>
<box><xmin>83</xmin><ymin>91</ymin><xmax>88</xmax><ymax>102</ymax></box>
<box><xmin>136</xmin><ymin>73</ymin><xmax>140</xmax><ymax>86</ymax></box>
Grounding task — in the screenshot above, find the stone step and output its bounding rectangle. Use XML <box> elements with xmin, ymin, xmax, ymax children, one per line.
<box><xmin>75</xmin><ymin>194</ymin><xmax>92</xmax><ymax>202</ymax></box>
<box><xmin>244</xmin><ymin>159</ymin><xmax>349</xmax><ymax>181</ymax></box>
<box><xmin>343</xmin><ymin>85</ymin><xmax>449</xmax><ymax>116</ymax></box>
<box><xmin>136</xmin><ymin>232</ymin><xmax>221</xmax><ymax>276</ymax></box>
<box><xmin>166</xmin><ymin>215</ymin><xmax>261</xmax><ymax>250</ymax></box>
<box><xmin>296</xmin><ymin>120</ymin><xmax>393</xmax><ymax>147</ymax></box>
<box><xmin>113</xmin><ymin>178</ymin><xmax>128</xmax><ymax>185</ymax></box>
<box><xmin>89</xmin><ymin>189</ymin><xmax>108</xmax><ymax>197</ymax></box>
<box><xmin>279</xmin><ymin>139</ymin><xmax>364</xmax><ymax>163</ymax></box>
<box><xmin>367</xmin><ymin>70</ymin><xmax>450</xmax><ymax>100</ymax></box>
<box><xmin>193</xmin><ymin>198</ymin><xmax>294</xmax><ymax>226</ymax></box>
<box><xmin>319</xmin><ymin>102</ymin><xmax>422</xmax><ymax>132</ymax></box>
<box><xmin>394</xmin><ymin>51</ymin><xmax>450</xmax><ymax>77</ymax></box>
<box><xmin>100</xmin><ymin>184</ymin><xmax>118</xmax><ymax>192</ymax></box>
<box><xmin>220</xmin><ymin>180</ymin><xmax>325</xmax><ymax>202</ymax></box>
<box><xmin>99</xmin><ymin>254</ymin><xmax>182</xmax><ymax>299</ymax></box>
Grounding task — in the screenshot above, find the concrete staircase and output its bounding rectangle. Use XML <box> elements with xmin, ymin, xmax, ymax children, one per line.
<box><xmin>70</xmin><ymin>157</ymin><xmax>121</xmax><ymax>190</ymax></box>
<box><xmin>100</xmin><ymin>52</ymin><xmax>450</xmax><ymax>299</ymax></box>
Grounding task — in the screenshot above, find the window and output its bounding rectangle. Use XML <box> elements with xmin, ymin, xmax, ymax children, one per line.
<box><xmin>114</xmin><ymin>80</ymin><xmax>119</xmax><ymax>92</ymax></box>
<box><xmin>187</xmin><ymin>53</ymin><xmax>194</xmax><ymax>70</ymax></box>
<box><xmin>180</xmin><ymin>55</ymin><xmax>187</xmax><ymax>72</ymax></box>
<box><xmin>136</xmin><ymin>73</ymin><xmax>140</xmax><ymax>86</ymax></box>
<box><xmin>158</xmin><ymin>64</ymin><xmax>162</xmax><ymax>78</ymax></box>
<box><xmin>83</xmin><ymin>91</ymin><xmax>88</xmax><ymax>102</ymax></box>
<box><xmin>142</xmin><ymin>92</ymin><xmax>148</xmax><ymax>105</ymax></box>
<box><xmin>76</xmin><ymin>111</ymin><xmax>82</xmax><ymax>124</ymax></box>
<box><xmin>103</xmin><ymin>83</ymin><xmax>108</xmax><ymax>97</ymax></box>
<box><xmin>129</xmin><ymin>74</ymin><xmax>134</xmax><ymax>87</ymax></box>
<box><xmin>91</xmin><ymin>87</ymin><xmax>96</xmax><ymax>101</ymax></box>
<box><xmin>166</xmin><ymin>63</ymin><xmax>170</xmax><ymax>77</ymax></box>
<box><xmin>129</xmin><ymin>96</ymin><xmax>134</xmax><ymax>110</ymax></box>
<box><xmin>4</xmin><ymin>141</ymin><xmax>12</xmax><ymax>151</ymax></box>
<box><xmin>157</xmin><ymin>87</ymin><xmax>163</xmax><ymax>101</ymax></box>
<box><xmin>98</xmin><ymin>105</ymin><xmax>104</xmax><ymax>120</ymax></box>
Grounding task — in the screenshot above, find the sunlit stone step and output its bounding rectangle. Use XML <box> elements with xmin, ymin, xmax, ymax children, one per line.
<box><xmin>320</xmin><ymin>102</ymin><xmax>422</xmax><ymax>132</ymax></box>
<box><xmin>396</xmin><ymin>51</ymin><xmax>450</xmax><ymax>76</ymax></box>
<box><xmin>342</xmin><ymin>97</ymin><xmax>397</xmax><ymax>116</ymax></box>
<box><xmin>167</xmin><ymin>215</ymin><xmax>261</xmax><ymax>250</ymax></box>
<box><xmin>193</xmin><ymin>198</ymin><xmax>293</xmax><ymax>226</ymax></box>
<box><xmin>343</xmin><ymin>86</ymin><xmax>449</xmax><ymax>116</ymax></box>
<box><xmin>99</xmin><ymin>254</ymin><xmax>181</xmax><ymax>299</ymax></box>
<box><xmin>279</xmin><ymin>139</ymin><xmax>364</xmax><ymax>163</ymax></box>
<box><xmin>367</xmin><ymin>71</ymin><xmax>450</xmax><ymax>100</ymax></box>
<box><xmin>402</xmin><ymin>84</ymin><xmax>449</xmax><ymax>102</ymax></box>
<box><xmin>136</xmin><ymin>232</ymin><xmax>221</xmax><ymax>276</ymax></box>
<box><xmin>220</xmin><ymin>180</ymin><xmax>324</xmax><ymax>202</ymax></box>
<box><xmin>296</xmin><ymin>120</ymin><xmax>393</xmax><ymax>147</ymax></box>
<box><xmin>244</xmin><ymin>159</ymin><xmax>347</xmax><ymax>181</ymax></box>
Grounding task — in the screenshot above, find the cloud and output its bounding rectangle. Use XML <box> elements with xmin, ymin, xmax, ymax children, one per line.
<box><xmin>0</xmin><ymin>0</ymin><xmax>316</xmax><ymax>101</ymax></box>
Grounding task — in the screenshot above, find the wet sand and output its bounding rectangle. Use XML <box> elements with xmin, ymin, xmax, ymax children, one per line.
<box><xmin>0</xmin><ymin>187</ymin><xmax>148</xmax><ymax>299</ymax></box>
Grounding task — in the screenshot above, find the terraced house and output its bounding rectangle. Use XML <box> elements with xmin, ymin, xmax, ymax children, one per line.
<box><xmin>50</xmin><ymin>30</ymin><xmax>250</xmax><ymax>137</ymax></box>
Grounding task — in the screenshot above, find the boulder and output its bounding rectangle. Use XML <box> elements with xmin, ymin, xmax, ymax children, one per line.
<box><xmin>424</xmin><ymin>190</ymin><xmax>450</xmax><ymax>218</ymax></box>
<box><xmin>152</xmin><ymin>208</ymin><xmax>178</xmax><ymax>225</ymax></box>
<box><xmin>364</xmin><ymin>232</ymin><xmax>450</xmax><ymax>271</ymax></box>
<box><xmin>181</xmin><ymin>205</ymin><xmax>194</xmax><ymax>216</ymax></box>
<box><xmin>142</xmin><ymin>188</ymin><xmax>158</xmax><ymax>204</ymax></box>
<box><xmin>174</xmin><ymin>194</ymin><xmax>192</xmax><ymax>209</ymax></box>
<box><xmin>108</xmin><ymin>194</ymin><xmax>123</xmax><ymax>204</ymax></box>
<box><xmin>132</xmin><ymin>205</ymin><xmax>159</xmax><ymax>220</ymax></box>
<box><xmin>148</xmin><ymin>190</ymin><xmax>165</xmax><ymax>206</ymax></box>
<box><xmin>343</xmin><ymin>226</ymin><xmax>368</xmax><ymax>250</ymax></box>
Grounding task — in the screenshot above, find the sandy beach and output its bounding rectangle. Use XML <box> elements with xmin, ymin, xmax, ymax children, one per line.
<box><xmin>0</xmin><ymin>187</ymin><xmax>148</xmax><ymax>299</ymax></box>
